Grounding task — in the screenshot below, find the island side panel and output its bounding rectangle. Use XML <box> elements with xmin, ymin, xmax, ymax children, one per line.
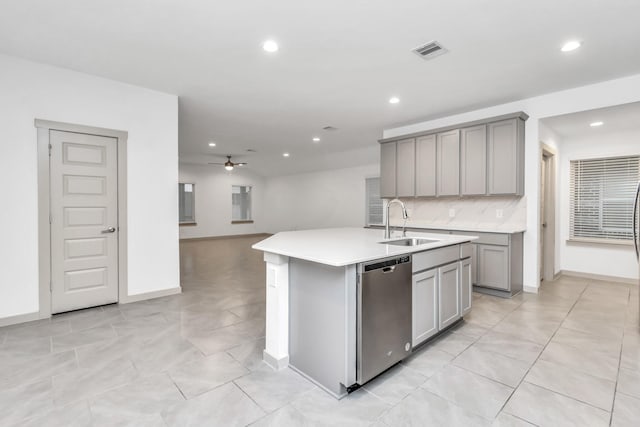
<box><xmin>263</xmin><ymin>252</ymin><xmax>290</xmax><ymax>370</ymax></box>
<box><xmin>289</xmin><ymin>258</ymin><xmax>356</xmax><ymax>398</ymax></box>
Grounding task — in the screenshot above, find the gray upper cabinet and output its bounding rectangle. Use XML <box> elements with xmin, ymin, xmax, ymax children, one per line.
<box><xmin>396</xmin><ymin>139</ymin><xmax>415</xmax><ymax>197</ymax></box>
<box><xmin>436</xmin><ymin>130</ymin><xmax>460</xmax><ymax>197</ymax></box>
<box><xmin>415</xmin><ymin>135</ymin><xmax>437</xmax><ymax>197</ymax></box>
<box><xmin>488</xmin><ymin>118</ymin><xmax>525</xmax><ymax>196</ymax></box>
<box><xmin>460</xmin><ymin>125</ymin><xmax>487</xmax><ymax>195</ymax></box>
<box><xmin>379</xmin><ymin>112</ymin><xmax>526</xmax><ymax>199</ymax></box>
<box><xmin>380</xmin><ymin>142</ymin><xmax>397</xmax><ymax>198</ymax></box>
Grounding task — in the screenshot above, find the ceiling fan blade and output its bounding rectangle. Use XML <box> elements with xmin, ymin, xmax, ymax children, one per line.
<box><xmin>236</xmin><ymin>162</ymin><xmax>248</xmax><ymax>166</ymax></box>
<box><xmin>208</xmin><ymin>162</ymin><xmax>225</xmax><ymax>165</ymax></box>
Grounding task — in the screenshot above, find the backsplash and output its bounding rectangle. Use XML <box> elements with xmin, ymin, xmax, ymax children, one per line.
<box><xmin>388</xmin><ymin>196</ymin><xmax>527</xmax><ymax>231</ymax></box>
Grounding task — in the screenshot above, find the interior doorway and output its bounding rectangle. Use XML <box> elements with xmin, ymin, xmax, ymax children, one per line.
<box><xmin>36</xmin><ymin>120</ymin><xmax>129</xmax><ymax>317</ymax></box>
<box><xmin>540</xmin><ymin>143</ymin><xmax>557</xmax><ymax>283</ymax></box>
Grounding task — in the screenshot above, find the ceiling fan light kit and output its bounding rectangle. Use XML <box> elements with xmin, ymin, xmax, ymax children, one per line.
<box><xmin>209</xmin><ymin>155</ymin><xmax>247</xmax><ymax>171</ymax></box>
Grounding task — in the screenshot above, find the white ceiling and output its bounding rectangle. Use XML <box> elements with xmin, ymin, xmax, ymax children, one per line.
<box><xmin>542</xmin><ymin>101</ymin><xmax>640</xmax><ymax>139</ymax></box>
<box><xmin>2</xmin><ymin>0</ymin><xmax>640</xmax><ymax>176</ymax></box>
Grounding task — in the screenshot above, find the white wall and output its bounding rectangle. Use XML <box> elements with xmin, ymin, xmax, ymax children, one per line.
<box><xmin>264</xmin><ymin>164</ymin><xmax>380</xmax><ymax>233</ymax></box>
<box><xmin>384</xmin><ymin>73</ymin><xmax>640</xmax><ymax>291</ymax></box>
<box><xmin>557</xmin><ymin>129</ymin><xmax>640</xmax><ymax>280</ymax></box>
<box><xmin>0</xmin><ymin>54</ymin><xmax>179</xmax><ymax>320</ymax></box>
<box><xmin>179</xmin><ymin>164</ymin><xmax>265</xmax><ymax>239</ymax></box>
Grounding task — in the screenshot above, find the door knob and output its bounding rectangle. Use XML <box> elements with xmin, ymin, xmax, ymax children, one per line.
<box><xmin>101</xmin><ymin>227</ymin><xmax>116</xmax><ymax>234</ymax></box>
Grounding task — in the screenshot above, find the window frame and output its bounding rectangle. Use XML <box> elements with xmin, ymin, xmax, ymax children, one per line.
<box><xmin>178</xmin><ymin>182</ymin><xmax>196</xmax><ymax>225</ymax></box>
<box><xmin>231</xmin><ymin>184</ymin><xmax>253</xmax><ymax>224</ymax></box>
<box><xmin>365</xmin><ymin>177</ymin><xmax>385</xmax><ymax>227</ymax></box>
<box><xmin>568</xmin><ymin>154</ymin><xmax>640</xmax><ymax>245</ymax></box>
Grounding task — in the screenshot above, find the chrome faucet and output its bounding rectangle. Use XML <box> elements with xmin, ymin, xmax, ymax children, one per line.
<box><xmin>385</xmin><ymin>199</ymin><xmax>408</xmax><ymax>239</ymax></box>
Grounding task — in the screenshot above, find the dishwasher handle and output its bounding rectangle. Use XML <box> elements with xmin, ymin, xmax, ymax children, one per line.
<box><xmin>382</xmin><ymin>266</ymin><xmax>396</xmax><ymax>274</ymax></box>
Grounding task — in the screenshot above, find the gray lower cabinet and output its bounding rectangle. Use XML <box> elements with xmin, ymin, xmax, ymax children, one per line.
<box><xmin>438</xmin><ymin>261</ymin><xmax>461</xmax><ymax>330</ymax></box>
<box><xmin>380</xmin><ymin>141</ymin><xmax>397</xmax><ymax>198</ymax></box>
<box><xmin>460</xmin><ymin>258</ymin><xmax>472</xmax><ymax>316</ymax></box>
<box><xmin>436</xmin><ymin>130</ymin><xmax>460</xmax><ymax>196</ymax></box>
<box><xmin>477</xmin><ymin>244</ymin><xmax>509</xmax><ymax>291</ymax></box>
<box><xmin>412</xmin><ymin>268</ymin><xmax>438</xmax><ymax>346</ymax></box>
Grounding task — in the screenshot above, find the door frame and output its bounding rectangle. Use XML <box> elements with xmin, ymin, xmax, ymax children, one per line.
<box><xmin>35</xmin><ymin>119</ymin><xmax>128</xmax><ymax>319</ymax></box>
<box><xmin>539</xmin><ymin>143</ymin><xmax>557</xmax><ymax>283</ymax></box>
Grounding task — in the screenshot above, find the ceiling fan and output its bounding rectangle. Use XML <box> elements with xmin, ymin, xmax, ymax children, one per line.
<box><xmin>208</xmin><ymin>155</ymin><xmax>247</xmax><ymax>171</ymax></box>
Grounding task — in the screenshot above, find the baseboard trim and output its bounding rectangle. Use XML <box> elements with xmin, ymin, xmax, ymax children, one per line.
<box><xmin>120</xmin><ymin>287</ymin><xmax>182</xmax><ymax>304</ymax></box>
<box><xmin>523</xmin><ymin>285</ymin><xmax>540</xmax><ymax>294</ymax></box>
<box><xmin>180</xmin><ymin>233</ymin><xmax>271</xmax><ymax>242</ymax></box>
<box><xmin>263</xmin><ymin>350</ymin><xmax>289</xmax><ymax>371</ymax></box>
<box><xmin>0</xmin><ymin>311</ymin><xmax>41</xmax><ymax>328</ymax></box>
<box><xmin>559</xmin><ymin>270</ymin><xmax>638</xmax><ymax>286</ymax></box>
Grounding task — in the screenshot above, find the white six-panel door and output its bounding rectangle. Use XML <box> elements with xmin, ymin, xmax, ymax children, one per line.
<box><xmin>50</xmin><ymin>130</ymin><xmax>119</xmax><ymax>313</ymax></box>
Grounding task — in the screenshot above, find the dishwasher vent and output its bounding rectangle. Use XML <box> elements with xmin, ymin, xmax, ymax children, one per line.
<box><xmin>412</xmin><ymin>41</ymin><xmax>447</xmax><ymax>60</ymax></box>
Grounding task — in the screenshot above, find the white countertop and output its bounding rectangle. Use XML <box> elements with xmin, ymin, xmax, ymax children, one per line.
<box><xmin>252</xmin><ymin>227</ymin><xmax>476</xmax><ymax>267</ymax></box>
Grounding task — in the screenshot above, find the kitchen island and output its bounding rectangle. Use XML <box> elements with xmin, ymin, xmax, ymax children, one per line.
<box><xmin>252</xmin><ymin>227</ymin><xmax>476</xmax><ymax>398</ymax></box>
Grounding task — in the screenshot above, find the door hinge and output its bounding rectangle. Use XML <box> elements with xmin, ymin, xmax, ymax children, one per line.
<box><xmin>49</xmin><ymin>281</ymin><xmax>52</xmax><ymax>292</ymax></box>
<box><xmin>48</xmin><ymin>143</ymin><xmax>52</xmax><ymax>156</ymax></box>
<box><xmin>49</xmin><ymin>213</ymin><xmax>52</xmax><ymax>224</ymax></box>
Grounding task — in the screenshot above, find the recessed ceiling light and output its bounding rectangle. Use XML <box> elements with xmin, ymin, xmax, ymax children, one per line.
<box><xmin>283</xmin><ymin>152</ymin><xmax>290</xmax><ymax>157</ymax></box>
<box><xmin>389</xmin><ymin>97</ymin><xmax>400</xmax><ymax>104</ymax></box>
<box><xmin>263</xmin><ymin>40</ymin><xmax>279</xmax><ymax>53</ymax></box>
<box><xmin>561</xmin><ymin>40</ymin><xmax>581</xmax><ymax>52</ymax></box>
<box><xmin>208</xmin><ymin>142</ymin><xmax>216</xmax><ymax>147</ymax></box>
<box><xmin>312</xmin><ymin>137</ymin><xmax>320</xmax><ymax>142</ymax></box>
<box><xmin>590</xmin><ymin>121</ymin><xmax>604</xmax><ymax>127</ymax></box>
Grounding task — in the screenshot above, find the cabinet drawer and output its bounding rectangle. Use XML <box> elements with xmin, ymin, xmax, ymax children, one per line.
<box><xmin>413</xmin><ymin>245</ymin><xmax>459</xmax><ymax>273</ymax></box>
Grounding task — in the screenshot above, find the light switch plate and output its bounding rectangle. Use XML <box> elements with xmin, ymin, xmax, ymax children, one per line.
<box><xmin>449</xmin><ymin>209</ymin><xmax>456</xmax><ymax>218</ymax></box>
<box><xmin>496</xmin><ymin>209</ymin><xmax>504</xmax><ymax>219</ymax></box>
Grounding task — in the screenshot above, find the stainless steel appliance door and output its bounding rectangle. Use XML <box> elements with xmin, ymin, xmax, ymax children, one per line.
<box><xmin>357</xmin><ymin>257</ymin><xmax>412</xmax><ymax>384</ymax></box>
<box><xmin>633</xmin><ymin>181</ymin><xmax>640</xmax><ymax>261</ymax></box>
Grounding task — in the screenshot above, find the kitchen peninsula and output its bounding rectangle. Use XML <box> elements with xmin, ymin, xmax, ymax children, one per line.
<box><xmin>252</xmin><ymin>227</ymin><xmax>476</xmax><ymax>398</ymax></box>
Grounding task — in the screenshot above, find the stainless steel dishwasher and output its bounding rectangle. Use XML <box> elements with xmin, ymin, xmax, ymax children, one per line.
<box><xmin>356</xmin><ymin>255</ymin><xmax>412</xmax><ymax>385</ymax></box>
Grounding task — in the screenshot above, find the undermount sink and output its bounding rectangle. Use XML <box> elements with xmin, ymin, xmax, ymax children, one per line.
<box><xmin>381</xmin><ymin>237</ymin><xmax>440</xmax><ymax>246</ymax></box>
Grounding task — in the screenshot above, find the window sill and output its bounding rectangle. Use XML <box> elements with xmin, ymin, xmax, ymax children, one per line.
<box><xmin>567</xmin><ymin>237</ymin><xmax>633</xmax><ymax>247</ymax></box>
<box><xmin>231</xmin><ymin>220</ymin><xmax>254</xmax><ymax>224</ymax></box>
<box><xmin>179</xmin><ymin>222</ymin><xmax>197</xmax><ymax>227</ymax></box>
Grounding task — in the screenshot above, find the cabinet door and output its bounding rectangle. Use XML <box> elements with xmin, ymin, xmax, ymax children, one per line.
<box><xmin>380</xmin><ymin>142</ymin><xmax>396</xmax><ymax>198</ymax></box>
<box><xmin>437</xmin><ymin>130</ymin><xmax>460</xmax><ymax>196</ymax></box>
<box><xmin>415</xmin><ymin>134</ymin><xmax>437</xmax><ymax>197</ymax></box>
<box><xmin>459</xmin><ymin>258</ymin><xmax>472</xmax><ymax>316</ymax></box>
<box><xmin>412</xmin><ymin>268</ymin><xmax>438</xmax><ymax>347</ymax></box>
<box><xmin>438</xmin><ymin>262</ymin><xmax>460</xmax><ymax>330</ymax></box>
<box><xmin>488</xmin><ymin>119</ymin><xmax>518</xmax><ymax>195</ymax></box>
<box><xmin>396</xmin><ymin>139</ymin><xmax>415</xmax><ymax>197</ymax></box>
<box><xmin>460</xmin><ymin>125</ymin><xmax>487</xmax><ymax>195</ymax></box>
<box><xmin>477</xmin><ymin>244</ymin><xmax>510</xmax><ymax>290</ymax></box>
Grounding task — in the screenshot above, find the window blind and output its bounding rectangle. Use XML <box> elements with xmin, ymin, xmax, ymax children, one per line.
<box><xmin>570</xmin><ymin>155</ymin><xmax>640</xmax><ymax>241</ymax></box>
<box><xmin>365</xmin><ymin>178</ymin><xmax>384</xmax><ymax>226</ymax></box>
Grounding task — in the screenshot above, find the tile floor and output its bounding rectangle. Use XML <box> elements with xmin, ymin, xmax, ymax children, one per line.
<box><xmin>0</xmin><ymin>235</ymin><xmax>639</xmax><ymax>426</ymax></box>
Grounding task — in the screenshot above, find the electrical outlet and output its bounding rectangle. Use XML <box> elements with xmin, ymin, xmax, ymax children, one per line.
<box><xmin>405</xmin><ymin>209</ymin><xmax>412</xmax><ymax>219</ymax></box>
<box><xmin>496</xmin><ymin>209</ymin><xmax>504</xmax><ymax>219</ymax></box>
<box><xmin>449</xmin><ymin>209</ymin><xmax>456</xmax><ymax>218</ymax></box>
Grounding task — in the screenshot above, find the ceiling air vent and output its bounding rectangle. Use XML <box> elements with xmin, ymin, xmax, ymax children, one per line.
<box><xmin>412</xmin><ymin>41</ymin><xmax>447</xmax><ymax>60</ymax></box>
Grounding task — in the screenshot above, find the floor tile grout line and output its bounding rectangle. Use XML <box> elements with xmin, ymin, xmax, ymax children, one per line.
<box><xmin>609</xmin><ymin>291</ymin><xmax>633</xmax><ymax>426</ymax></box>
<box><xmin>495</xmin><ymin>280</ymin><xmax>589</xmax><ymax>421</ymax></box>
